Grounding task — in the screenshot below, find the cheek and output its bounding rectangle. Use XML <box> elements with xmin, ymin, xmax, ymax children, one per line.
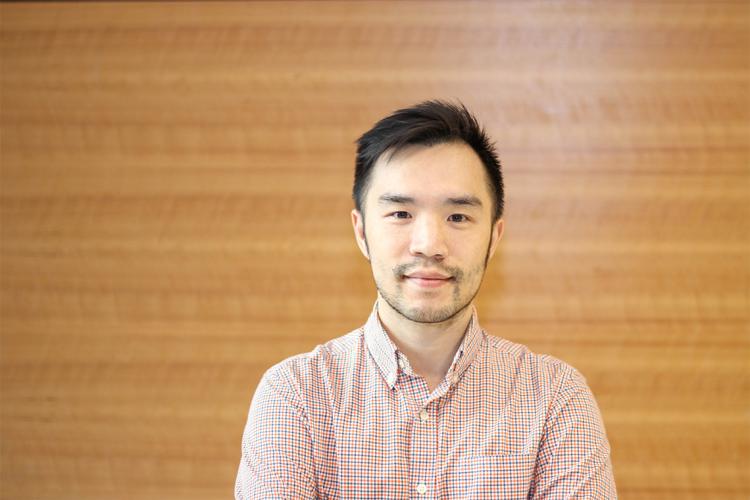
<box><xmin>364</xmin><ymin>239</ymin><xmax>391</xmax><ymax>268</ymax></box>
<box><xmin>367</xmin><ymin>227</ymin><xmax>406</xmax><ymax>257</ymax></box>
<box><xmin>451</xmin><ymin>234</ymin><xmax>489</xmax><ymax>259</ymax></box>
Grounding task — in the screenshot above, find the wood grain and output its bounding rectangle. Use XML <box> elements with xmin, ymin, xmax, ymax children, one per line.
<box><xmin>1</xmin><ymin>1</ymin><xmax>748</xmax><ymax>498</ymax></box>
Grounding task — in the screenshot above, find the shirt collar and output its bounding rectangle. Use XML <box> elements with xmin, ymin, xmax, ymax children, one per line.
<box><xmin>363</xmin><ymin>299</ymin><xmax>484</xmax><ymax>389</ymax></box>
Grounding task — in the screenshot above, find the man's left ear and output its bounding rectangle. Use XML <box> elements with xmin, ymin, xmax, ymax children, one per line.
<box><xmin>487</xmin><ymin>218</ymin><xmax>505</xmax><ymax>260</ymax></box>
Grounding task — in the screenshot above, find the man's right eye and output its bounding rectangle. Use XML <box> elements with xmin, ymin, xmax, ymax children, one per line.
<box><xmin>390</xmin><ymin>211</ymin><xmax>411</xmax><ymax>219</ymax></box>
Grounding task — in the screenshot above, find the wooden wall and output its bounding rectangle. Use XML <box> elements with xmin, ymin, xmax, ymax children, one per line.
<box><xmin>1</xmin><ymin>1</ymin><xmax>748</xmax><ymax>498</ymax></box>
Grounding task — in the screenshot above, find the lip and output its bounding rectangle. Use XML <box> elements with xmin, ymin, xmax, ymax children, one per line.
<box><xmin>404</xmin><ymin>271</ymin><xmax>453</xmax><ymax>288</ymax></box>
<box><xmin>405</xmin><ymin>271</ymin><xmax>451</xmax><ymax>280</ymax></box>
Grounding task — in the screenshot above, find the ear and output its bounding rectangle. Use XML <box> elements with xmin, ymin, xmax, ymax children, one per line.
<box><xmin>486</xmin><ymin>218</ymin><xmax>505</xmax><ymax>261</ymax></box>
<box><xmin>351</xmin><ymin>209</ymin><xmax>370</xmax><ymax>260</ymax></box>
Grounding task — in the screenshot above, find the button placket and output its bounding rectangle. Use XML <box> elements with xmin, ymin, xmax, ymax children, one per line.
<box><xmin>419</xmin><ymin>408</ymin><xmax>429</xmax><ymax>422</ymax></box>
<box><xmin>408</xmin><ymin>388</ymin><xmax>436</xmax><ymax>500</ymax></box>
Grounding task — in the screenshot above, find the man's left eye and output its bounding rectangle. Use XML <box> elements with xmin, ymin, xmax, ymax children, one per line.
<box><xmin>448</xmin><ymin>214</ymin><xmax>468</xmax><ymax>223</ymax></box>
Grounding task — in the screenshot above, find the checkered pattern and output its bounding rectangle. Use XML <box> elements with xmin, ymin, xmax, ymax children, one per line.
<box><xmin>235</xmin><ymin>302</ymin><xmax>616</xmax><ymax>499</ymax></box>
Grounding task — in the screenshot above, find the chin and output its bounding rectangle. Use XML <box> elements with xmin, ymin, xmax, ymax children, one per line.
<box><xmin>398</xmin><ymin>302</ymin><xmax>461</xmax><ymax>324</ymax></box>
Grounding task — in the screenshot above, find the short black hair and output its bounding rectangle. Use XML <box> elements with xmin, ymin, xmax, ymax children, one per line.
<box><xmin>353</xmin><ymin>100</ymin><xmax>504</xmax><ymax>222</ymax></box>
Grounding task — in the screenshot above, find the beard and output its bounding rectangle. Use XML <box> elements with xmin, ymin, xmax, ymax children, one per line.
<box><xmin>361</xmin><ymin>217</ymin><xmax>495</xmax><ymax>323</ymax></box>
<box><xmin>375</xmin><ymin>276</ymin><xmax>480</xmax><ymax>324</ymax></box>
<box><xmin>370</xmin><ymin>241</ymin><xmax>492</xmax><ymax>324</ymax></box>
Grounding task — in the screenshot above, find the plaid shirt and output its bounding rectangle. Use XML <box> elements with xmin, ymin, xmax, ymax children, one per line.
<box><xmin>235</xmin><ymin>301</ymin><xmax>616</xmax><ymax>499</ymax></box>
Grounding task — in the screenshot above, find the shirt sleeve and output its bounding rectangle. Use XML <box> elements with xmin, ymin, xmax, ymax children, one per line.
<box><xmin>530</xmin><ymin>367</ymin><xmax>618</xmax><ymax>499</ymax></box>
<box><xmin>234</xmin><ymin>366</ymin><xmax>317</xmax><ymax>500</ymax></box>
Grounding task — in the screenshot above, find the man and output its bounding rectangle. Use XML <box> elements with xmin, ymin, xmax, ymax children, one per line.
<box><xmin>235</xmin><ymin>100</ymin><xmax>617</xmax><ymax>499</ymax></box>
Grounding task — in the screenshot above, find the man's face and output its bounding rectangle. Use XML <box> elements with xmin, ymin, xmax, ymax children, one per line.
<box><xmin>351</xmin><ymin>141</ymin><xmax>504</xmax><ymax>324</ymax></box>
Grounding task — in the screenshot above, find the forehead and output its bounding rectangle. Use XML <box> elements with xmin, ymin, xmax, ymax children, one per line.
<box><xmin>367</xmin><ymin>141</ymin><xmax>492</xmax><ymax>205</ymax></box>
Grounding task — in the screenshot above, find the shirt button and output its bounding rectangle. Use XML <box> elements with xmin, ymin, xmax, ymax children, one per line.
<box><xmin>397</xmin><ymin>357</ymin><xmax>406</xmax><ymax>370</ymax></box>
<box><xmin>416</xmin><ymin>482</ymin><xmax>427</xmax><ymax>495</ymax></box>
<box><xmin>452</xmin><ymin>374</ymin><xmax>460</xmax><ymax>384</ymax></box>
<box><xmin>419</xmin><ymin>409</ymin><xmax>429</xmax><ymax>422</ymax></box>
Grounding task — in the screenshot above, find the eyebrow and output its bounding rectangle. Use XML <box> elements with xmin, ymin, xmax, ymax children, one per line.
<box><xmin>378</xmin><ymin>194</ymin><xmax>415</xmax><ymax>205</ymax></box>
<box><xmin>377</xmin><ymin>193</ymin><xmax>483</xmax><ymax>208</ymax></box>
<box><xmin>446</xmin><ymin>195</ymin><xmax>484</xmax><ymax>208</ymax></box>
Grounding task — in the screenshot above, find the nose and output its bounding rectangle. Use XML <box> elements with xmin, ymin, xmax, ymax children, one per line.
<box><xmin>409</xmin><ymin>215</ymin><xmax>448</xmax><ymax>260</ymax></box>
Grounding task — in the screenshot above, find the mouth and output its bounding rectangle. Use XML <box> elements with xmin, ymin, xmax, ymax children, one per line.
<box><xmin>403</xmin><ymin>273</ymin><xmax>454</xmax><ymax>288</ymax></box>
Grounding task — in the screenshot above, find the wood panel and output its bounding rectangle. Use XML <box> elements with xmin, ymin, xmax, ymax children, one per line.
<box><xmin>1</xmin><ymin>1</ymin><xmax>748</xmax><ymax>498</ymax></box>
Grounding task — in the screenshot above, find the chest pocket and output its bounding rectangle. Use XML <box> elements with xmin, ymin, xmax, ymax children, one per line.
<box><xmin>443</xmin><ymin>453</ymin><xmax>537</xmax><ymax>499</ymax></box>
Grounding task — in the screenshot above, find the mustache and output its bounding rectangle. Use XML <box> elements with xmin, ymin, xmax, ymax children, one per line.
<box><xmin>394</xmin><ymin>262</ymin><xmax>463</xmax><ymax>280</ymax></box>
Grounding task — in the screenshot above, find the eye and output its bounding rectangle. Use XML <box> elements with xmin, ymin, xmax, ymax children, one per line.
<box><xmin>390</xmin><ymin>211</ymin><xmax>411</xmax><ymax>219</ymax></box>
<box><xmin>448</xmin><ymin>214</ymin><xmax>469</xmax><ymax>223</ymax></box>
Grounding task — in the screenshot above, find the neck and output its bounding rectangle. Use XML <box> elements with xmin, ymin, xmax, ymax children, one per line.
<box><xmin>376</xmin><ymin>294</ymin><xmax>474</xmax><ymax>390</ymax></box>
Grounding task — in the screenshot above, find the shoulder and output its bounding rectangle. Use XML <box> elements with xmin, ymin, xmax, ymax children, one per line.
<box><xmin>481</xmin><ymin>332</ymin><xmax>592</xmax><ymax>402</ymax></box>
<box><xmin>258</xmin><ymin>327</ymin><xmax>364</xmax><ymax>406</ymax></box>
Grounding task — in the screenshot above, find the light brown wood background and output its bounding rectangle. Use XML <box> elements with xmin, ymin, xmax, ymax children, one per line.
<box><xmin>1</xmin><ymin>1</ymin><xmax>748</xmax><ymax>499</ymax></box>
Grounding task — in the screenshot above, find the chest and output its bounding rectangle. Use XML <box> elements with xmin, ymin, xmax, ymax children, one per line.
<box><xmin>314</xmin><ymin>372</ymin><xmax>543</xmax><ymax>499</ymax></box>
